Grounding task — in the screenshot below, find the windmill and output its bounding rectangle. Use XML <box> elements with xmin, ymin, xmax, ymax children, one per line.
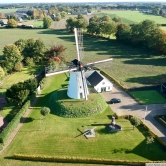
<box><xmin>45</xmin><ymin>28</ymin><xmax>113</xmax><ymax>100</ymax></box>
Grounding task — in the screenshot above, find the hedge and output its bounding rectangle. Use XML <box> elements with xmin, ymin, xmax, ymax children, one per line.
<box><xmin>0</xmin><ymin>100</ymin><xmax>30</xmax><ymax>144</ymax></box>
<box><xmin>13</xmin><ymin>154</ymin><xmax>162</xmax><ymax>165</ymax></box>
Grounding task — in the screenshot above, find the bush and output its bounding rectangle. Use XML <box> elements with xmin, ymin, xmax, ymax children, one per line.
<box><xmin>39</xmin><ymin>77</ymin><xmax>47</xmax><ymax>90</ymax></box>
<box><xmin>0</xmin><ymin>100</ymin><xmax>30</xmax><ymax>144</ymax></box>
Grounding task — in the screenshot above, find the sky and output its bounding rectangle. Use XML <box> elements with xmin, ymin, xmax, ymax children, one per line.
<box><xmin>1</xmin><ymin>0</ymin><xmax>166</xmax><ymax>3</ymax></box>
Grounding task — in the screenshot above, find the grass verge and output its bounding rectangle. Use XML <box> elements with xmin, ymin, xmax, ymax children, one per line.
<box><xmin>129</xmin><ymin>90</ymin><xmax>166</xmax><ymax>104</ymax></box>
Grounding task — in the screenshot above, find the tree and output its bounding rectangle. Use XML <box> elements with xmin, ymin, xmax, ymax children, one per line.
<box><xmin>87</xmin><ymin>21</ymin><xmax>101</xmax><ymax>35</ymax></box>
<box><xmin>14</xmin><ymin>39</ymin><xmax>27</xmax><ymax>53</ymax></box>
<box><xmin>101</xmin><ymin>20</ymin><xmax>117</xmax><ymax>36</ymax></box>
<box><xmin>14</xmin><ymin>62</ymin><xmax>23</xmax><ymax>72</ymax></box>
<box><xmin>40</xmin><ymin>107</ymin><xmax>50</xmax><ymax>116</ymax></box>
<box><xmin>40</xmin><ymin>107</ymin><xmax>50</xmax><ymax>130</ymax></box>
<box><xmin>22</xmin><ymin>38</ymin><xmax>35</xmax><ymax>59</ymax></box>
<box><xmin>7</xmin><ymin>19</ymin><xmax>18</xmax><ymax>28</ymax></box>
<box><xmin>6</xmin><ymin>82</ymin><xmax>30</xmax><ymax>106</ymax></box>
<box><xmin>146</xmin><ymin>135</ymin><xmax>154</xmax><ymax>150</ymax></box>
<box><xmin>43</xmin><ymin>17</ymin><xmax>53</xmax><ymax>29</ymax></box>
<box><xmin>100</xmin><ymin>15</ymin><xmax>111</xmax><ymax>22</ymax></box>
<box><xmin>25</xmin><ymin>57</ymin><xmax>35</xmax><ymax>67</ymax></box>
<box><xmin>112</xmin><ymin>16</ymin><xmax>121</xmax><ymax>22</ymax></box>
<box><xmin>3</xmin><ymin>44</ymin><xmax>23</xmax><ymax>72</ymax></box>
<box><xmin>0</xmin><ymin>66</ymin><xmax>5</xmax><ymax>79</ymax></box>
<box><xmin>24</xmin><ymin>78</ymin><xmax>38</xmax><ymax>94</ymax></box>
<box><xmin>46</xmin><ymin>45</ymin><xmax>67</xmax><ymax>62</ymax></box>
<box><xmin>130</xmin><ymin>116</ymin><xmax>141</xmax><ymax>130</ymax></box>
<box><xmin>115</xmin><ymin>23</ymin><xmax>131</xmax><ymax>43</ymax></box>
<box><xmin>33</xmin><ymin>39</ymin><xmax>46</xmax><ymax>62</ymax></box>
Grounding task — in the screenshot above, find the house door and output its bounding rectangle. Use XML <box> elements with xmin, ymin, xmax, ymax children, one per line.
<box><xmin>80</xmin><ymin>93</ymin><xmax>83</xmax><ymax>98</ymax></box>
<box><xmin>101</xmin><ymin>87</ymin><xmax>106</xmax><ymax>92</ymax></box>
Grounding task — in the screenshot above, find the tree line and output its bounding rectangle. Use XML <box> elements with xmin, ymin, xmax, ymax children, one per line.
<box><xmin>66</xmin><ymin>14</ymin><xmax>166</xmax><ymax>54</ymax></box>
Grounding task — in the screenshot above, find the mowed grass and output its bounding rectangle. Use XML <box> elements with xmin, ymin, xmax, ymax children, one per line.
<box><xmin>94</xmin><ymin>10</ymin><xmax>166</xmax><ymax>24</ymax></box>
<box><xmin>129</xmin><ymin>90</ymin><xmax>166</xmax><ymax>104</ymax></box>
<box><xmin>1</xmin><ymin>74</ymin><xmax>166</xmax><ymax>164</ymax></box>
<box><xmin>0</xmin><ymin>29</ymin><xmax>166</xmax><ymax>89</ymax></box>
<box><xmin>22</xmin><ymin>20</ymin><xmax>43</xmax><ymax>27</ymax></box>
<box><xmin>0</xmin><ymin>66</ymin><xmax>43</xmax><ymax>93</ymax></box>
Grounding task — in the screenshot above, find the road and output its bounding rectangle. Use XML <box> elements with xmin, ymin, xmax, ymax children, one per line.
<box><xmin>101</xmin><ymin>84</ymin><xmax>166</xmax><ymax>143</ymax></box>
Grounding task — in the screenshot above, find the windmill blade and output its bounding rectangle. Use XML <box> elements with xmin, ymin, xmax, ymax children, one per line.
<box><xmin>74</xmin><ymin>28</ymin><xmax>84</xmax><ymax>61</ymax></box>
<box><xmin>45</xmin><ymin>67</ymin><xmax>77</xmax><ymax>77</ymax></box>
<box><xmin>85</xmin><ymin>58</ymin><xmax>113</xmax><ymax>67</ymax></box>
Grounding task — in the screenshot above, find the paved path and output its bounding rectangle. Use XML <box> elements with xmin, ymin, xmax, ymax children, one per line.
<box><xmin>101</xmin><ymin>84</ymin><xmax>166</xmax><ymax>143</ymax></box>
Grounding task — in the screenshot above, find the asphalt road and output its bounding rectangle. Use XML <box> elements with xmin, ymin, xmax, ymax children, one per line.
<box><xmin>101</xmin><ymin>84</ymin><xmax>166</xmax><ymax>143</ymax></box>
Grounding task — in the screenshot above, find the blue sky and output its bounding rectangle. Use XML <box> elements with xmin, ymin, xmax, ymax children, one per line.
<box><xmin>1</xmin><ymin>0</ymin><xmax>166</xmax><ymax>3</ymax></box>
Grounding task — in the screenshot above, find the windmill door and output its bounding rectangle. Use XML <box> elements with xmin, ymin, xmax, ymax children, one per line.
<box><xmin>80</xmin><ymin>93</ymin><xmax>83</xmax><ymax>98</ymax></box>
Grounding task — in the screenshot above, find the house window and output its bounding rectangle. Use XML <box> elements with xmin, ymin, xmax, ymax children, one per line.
<box><xmin>108</xmin><ymin>87</ymin><xmax>110</xmax><ymax>90</ymax></box>
<box><xmin>102</xmin><ymin>82</ymin><xmax>105</xmax><ymax>85</ymax></box>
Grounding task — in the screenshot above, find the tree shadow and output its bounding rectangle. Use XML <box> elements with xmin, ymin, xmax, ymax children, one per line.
<box><xmin>20</xmin><ymin>117</ymin><xmax>34</xmax><ymax>123</ymax></box>
<box><xmin>38</xmin><ymin>29</ymin><xmax>68</xmax><ymax>35</ymax></box>
<box><xmin>125</xmin><ymin>74</ymin><xmax>166</xmax><ymax>85</ymax></box>
<box><xmin>123</xmin><ymin>57</ymin><xmax>166</xmax><ymax>67</ymax></box>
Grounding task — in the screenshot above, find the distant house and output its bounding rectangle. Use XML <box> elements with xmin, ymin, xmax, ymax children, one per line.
<box><xmin>86</xmin><ymin>70</ymin><xmax>113</xmax><ymax>93</ymax></box>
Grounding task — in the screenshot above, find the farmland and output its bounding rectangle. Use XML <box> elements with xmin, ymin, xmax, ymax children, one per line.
<box><xmin>0</xmin><ymin>29</ymin><xmax>166</xmax><ymax>88</ymax></box>
<box><xmin>94</xmin><ymin>10</ymin><xmax>166</xmax><ymax>24</ymax></box>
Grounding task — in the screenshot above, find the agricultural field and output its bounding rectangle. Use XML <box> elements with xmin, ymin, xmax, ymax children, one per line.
<box><xmin>22</xmin><ymin>20</ymin><xmax>43</xmax><ymax>27</ymax></box>
<box><xmin>1</xmin><ymin>74</ymin><xmax>166</xmax><ymax>165</ymax></box>
<box><xmin>0</xmin><ymin>28</ymin><xmax>166</xmax><ymax>88</ymax></box>
<box><xmin>94</xmin><ymin>10</ymin><xmax>166</xmax><ymax>25</ymax></box>
<box><xmin>0</xmin><ymin>8</ymin><xmax>19</xmax><ymax>13</ymax></box>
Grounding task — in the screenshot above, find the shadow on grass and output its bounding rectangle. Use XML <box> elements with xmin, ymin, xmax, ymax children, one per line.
<box><xmin>38</xmin><ymin>29</ymin><xmax>69</xmax><ymax>35</ymax></box>
<box><xmin>20</xmin><ymin>117</ymin><xmax>34</xmax><ymax>123</ymax></box>
<box><xmin>126</xmin><ymin>74</ymin><xmax>166</xmax><ymax>86</ymax></box>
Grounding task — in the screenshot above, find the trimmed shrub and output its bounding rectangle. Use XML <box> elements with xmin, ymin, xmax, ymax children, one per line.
<box><xmin>0</xmin><ymin>100</ymin><xmax>30</xmax><ymax>144</ymax></box>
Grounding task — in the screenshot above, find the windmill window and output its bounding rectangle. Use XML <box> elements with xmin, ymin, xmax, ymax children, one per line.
<box><xmin>80</xmin><ymin>86</ymin><xmax>82</xmax><ymax>88</ymax></box>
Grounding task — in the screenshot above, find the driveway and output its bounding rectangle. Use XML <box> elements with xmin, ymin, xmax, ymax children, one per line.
<box><xmin>101</xmin><ymin>84</ymin><xmax>166</xmax><ymax>143</ymax></box>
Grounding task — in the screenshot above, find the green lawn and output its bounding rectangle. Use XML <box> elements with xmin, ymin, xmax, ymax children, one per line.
<box><xmin>1</xmin><ymin>74</ymin><xmax>166</xmax><ymax>165</ymax></box>
<box><xmin>129</xmin><ymin>90</ymin><xmax>166</xmax><ymax>104</ymax></box>
<box><xmin>22</xmin><ymin>20</ymin><xmax>43</xmax><ymax>27</ymax></box>
<box><xmin>0</xmin><ymin>66</ymin><xmax>43</xmax><ymax>93</ymax></box>
<box><xmin>94</xmin><ymin>10</ymin><xmax>166</xmax><ymax>24</ymax></box>
<box><xmin>0</xmin><ymin>8</ymin><xmax>19</xmax><ymax>13</ymax></box>
<box><xmin>0</xmin><ymin>28</ymin><xmax>166</xmax><ymax>89</ymax></box>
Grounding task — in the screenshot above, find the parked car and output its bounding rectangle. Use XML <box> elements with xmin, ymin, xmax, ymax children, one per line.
<box><xmin>110</xmin><ymin>98</ymin><xmax>121</xmax><ymax>104</ymax></box>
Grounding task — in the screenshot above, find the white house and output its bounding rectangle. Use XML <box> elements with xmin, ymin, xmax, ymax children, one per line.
<box><xmin>86</xmin><ymin>70</ymin><xmax>113</xmax><ymax>93</ymax></box>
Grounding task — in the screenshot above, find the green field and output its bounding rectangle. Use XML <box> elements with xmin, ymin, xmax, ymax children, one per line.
<box><xmin>94</xmin><ymin>10</ymin><xmax>166</xmax><ymax>24</ymax></box>
<box><xmin>129</xmin><ymin>90</ymin><xmax>166</xmax><ymax>104</ymax></box>
<box><xmin>0</xmin><ymin>28</ymin><xmax>166</xmax><ymax>88</ymax></box>
<box><xmin>22</xmin><ymin>20</ymin><xmax>43</xmax><ymax>27</ymax></box>
<box><xmin>1</xmin><ymin>74</ymin><xmax>166</xmax><ymax>165</ymax></box>
<box><xmin>0</xmin><ymin>8</ymin><xmax>19</xmax><ymax>13</ymax></box>
<box><xmin>0</xmin><ymin>66</ymin><xmax>43</xmax><ymax>93</ymax></box>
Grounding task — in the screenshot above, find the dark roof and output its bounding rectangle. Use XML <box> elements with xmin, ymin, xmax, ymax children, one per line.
<box><xmin>87</xmin><ymin>71</ymin><xmax>103</xmax><ymax>86</ymax></box>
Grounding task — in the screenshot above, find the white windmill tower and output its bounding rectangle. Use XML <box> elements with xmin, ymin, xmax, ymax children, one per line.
<box><xmin>45</xmin><ymin>28</ymin><xmax>113</xmax><ymax>100</ymax></box>
<box><xmin>67</xmin><ymin>28</ymin><xmax>89</xmax><ymax>100</ymax></box>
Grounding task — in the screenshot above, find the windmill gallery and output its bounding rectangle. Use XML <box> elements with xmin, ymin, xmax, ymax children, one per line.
<box><xmin>45</xmin><ymin>28</ymin><xmax>113</xmax><ymax>100</ymax></box>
